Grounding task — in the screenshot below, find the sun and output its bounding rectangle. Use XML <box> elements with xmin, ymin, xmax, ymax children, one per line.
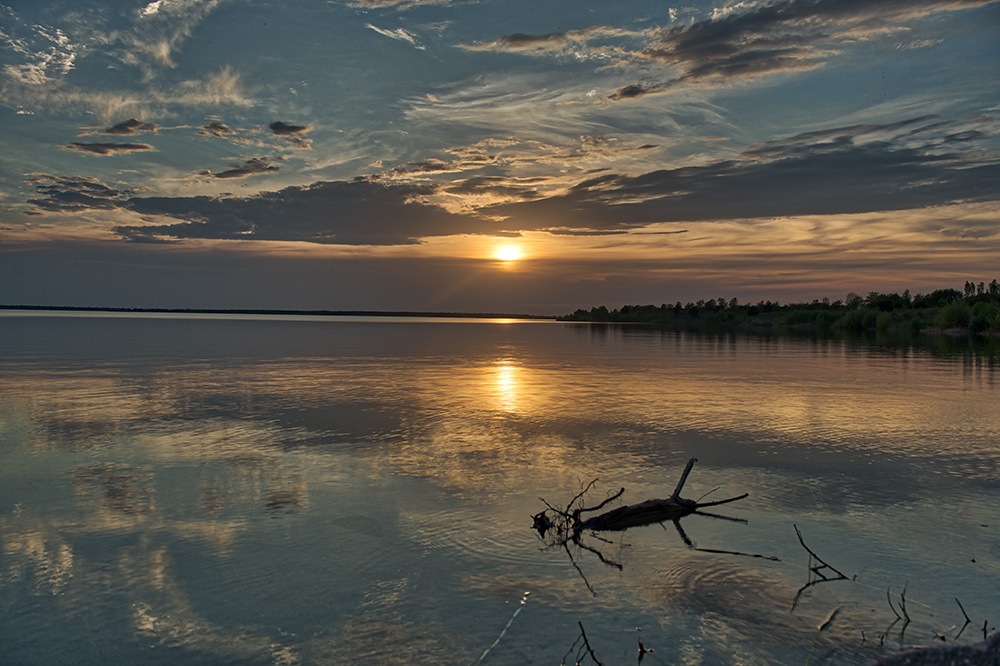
<box><xmin>494</xmin><ymin>245</ymin><xmax>522</xmax><ymax>262</ymax></box>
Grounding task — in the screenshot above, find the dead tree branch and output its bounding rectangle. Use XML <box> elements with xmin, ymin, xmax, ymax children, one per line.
<box><xmin>534</xmin><ymin>459</ymin><xmax>758</xmax><ymax>593</ymax></box>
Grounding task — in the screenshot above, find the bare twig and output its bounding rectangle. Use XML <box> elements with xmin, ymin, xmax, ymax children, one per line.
<box><xmin>694</xmin><ymin>509</ymin><xmax>748</xmax><ymax>523</ymax></box>
<box><xmin>577</xmin><ymin>622</ymin><xmax>605</xmax><ymax>666</ymax></box>
<box><xmin>576</xmin><ymin>487</ymin><xmax>626</xmax><ymax>517</ymax></box>
<box><xmin>694</xmin><ymin>493</ymin><xmax>749</xmax><ymax>509</ymax></box>
<box><xmin>568</xmin><ymin>479</ymin><xmax>600</xmax><ymax>513</ymax></box>
<box><xmin>886</xmin><ymin>587</ymin><xmax>902</xmax><ymax>621</ymax></box>
<box><xmin>539</xmin><ymin>497</ymin><xmax>566</xmax><ymax>517</ymax></box>
<box><xmin>696</xmin><ymin>486</ymin><xmax>721</xmax><ymax>503</ymax></box>
<box><xmin>899</xmin><ymin>582</ymin><xmax>911</xmax><ymax>623</ymax></box>
<box><xmin>883</xmin><ymin>584</ymin><xmax>910</xmax><ymax>641</ymax></box>
<box><xmin>791</xmin><ymin>525</ymin><xmax>850</xmax><ymax>611</ymax></box>
<box><xmin>575</xmin><ymin>537</ymin><xmax>624</xmax><ymax>571</ymax></box>
<box><xmin>562</xmin><ymin>542</ymin><xmax>597</xmax><ymax>597</ymax></box>
<box><xmin>955</xmin><ymin>597</ymin><xmax>972</xmax><ymax>641</ymax></box>
<box><xmin>562</xmin><ymin>622</ymin><xmax>605</xmax><ymax>666</ymax></box>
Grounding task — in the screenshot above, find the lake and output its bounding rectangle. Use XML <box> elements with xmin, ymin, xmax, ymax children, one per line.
<box><xmin>1</xmin><ymin>311</ymin><xmax>997</xmax><ymax>665</ymax></box>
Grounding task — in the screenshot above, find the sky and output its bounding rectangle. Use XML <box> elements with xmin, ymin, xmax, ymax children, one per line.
<box><xmin>1</xmin><ymin>0</ymin><xmax>998</xmax><ymax>315</ymax></box>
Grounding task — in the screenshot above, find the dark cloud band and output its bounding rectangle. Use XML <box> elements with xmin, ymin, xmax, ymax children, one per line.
<box><xmin>64</xmin><ymin>142</ymin><xmax>156</xmax><ymax>155</ymax></box>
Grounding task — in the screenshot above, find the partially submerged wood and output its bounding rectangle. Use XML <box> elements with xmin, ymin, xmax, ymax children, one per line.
<box><xmin>534</xmin><ymin>458</ymin><xmax>748</xmax><ymax>538</ymax></box>
<box><xmin>578</xmin><ymin>458</ymin><xmax>747</xmax><ymax>532</ymax></box>
<box><xmin>533</xmin><ymin>458</ymin><xmax>761</xmax><ymax>595</ymax></box>
<box><xmin>578</xmin><ymin>496</ymin><xmax>698</xmax><ymax>531</ymax></box>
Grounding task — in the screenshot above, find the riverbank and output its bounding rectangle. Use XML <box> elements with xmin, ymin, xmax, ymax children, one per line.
<box><xmin>558</xmin><ymin>283</ymin><xmax>1000</xmax><ymax>338</ymax></box>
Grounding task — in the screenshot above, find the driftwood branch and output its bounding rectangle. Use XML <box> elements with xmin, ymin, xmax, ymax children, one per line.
<box><xmin>533</xmin><ymin>459</ymin><xmax>765</xmax><ymax>592</ymax></box>
<box><xmin>575</xmin><ymin>458</ymin><xmax>746</xmax><ymax>533</ymax></box>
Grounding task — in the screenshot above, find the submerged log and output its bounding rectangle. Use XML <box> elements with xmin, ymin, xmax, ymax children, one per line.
<box><xmin>575</xmin><ymin>458</ymin><xmax>747</xmax><ymax>533</ymax></box>
<box><xmin>579</xmin><ymin>496</ymin><xmax>698</xmax><ymax>531</ymax></box>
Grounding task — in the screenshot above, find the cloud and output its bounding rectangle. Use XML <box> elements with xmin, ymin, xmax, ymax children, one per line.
<box><xmin>201</xmin><ymin>157</ymin><xmax>282</xmax><ymax>179</ymax></box>
<box><xmin>29</xmin><ymin>116</ymin><xmax>997</xmax><ymax>246</ymax></box>
<box><xmin>390</xmin><ymin>159</ymin><xmax>457</xmax><ymax>176</ymax></box>
<box><xmin>199</xmin><ymin>121</ymin><xmax>235</xmax><ymax>137</ymax></box>
<box><xmin>2</xmin><ymin>67</ymin><xmax>252</xmax><ymax>121</ymax></box>
<box><xmin>739</xmin><ymin>115</ymin><xmax>942</xmax><ymax>157</ymax></box>
<box><xmin>125</xmin><ymin>0</ymin><xmax>228</xmax><ymax>72</ymax></box>
<box><xmin>26</xmin><ymin>174</ymin><xmax>135</xmax><ymax>212</ymax></box>
<box><xmin>64</xmin><ymin>142</ymin><xmax>156</xmax><ymax>156</ymax></box>
<box><xmin>112</xmin><ymin>180</ymin><xmax>501</xmax><ymax>245</ymax></box>
<box><xmin>444</xmin><ymin>176</ymin><xmax>539</xmax><ymax>199</ymax></box>
<box><xmin>608</xmin><ymin>83</ymin><xmax>665</xmax><ymax>101</ymax></box>
<box><xmin>461</xmin><ymin>25</ymin><xmax>644</xmax><ymax>59</ymax></box>
<box><xmin>348</xmin><ymin>0</ymin><xmax>452</xmax><ymax>9</ymax></box>
<box><xmin>0</xmin><ymin>12</ymin><xmax>77</xmax><ymax>85</ymax></box>
<box><xmin>483</xmin><ymin>116</ymin><xmax>1000</xmax><ymax>231</ymax></box>
<box><xmin>103</xmin><ymin>118</ymin><xmax>158</xmax><ymax>135</ymax></box>
<box><xmin>366</xmin><ymin>23</ymin><xmax>424</xmax><ymax>48</ymax></box>
<box><xmin>269</xmin><ymin>121</ymin><xmax>309</xmax><ymax>135</ymax></box>
<box><xmin>455</xmin><ymin>0</ymin><xmax>998</xmax><ymax>101</ymax></box>
<box><xmin>269</xmin><ymin>120</ymin><xmax>312</xmax><ymax>149</ymax></box>
<box><xmin>0</xmin><ymin>0</ymin><xmax>228</xmax><ymax>97</ymax></box>
<box><xmin>608</xmin><ymin>0</ymin><xmax>1000</xmax><ymax>97</ymax></box>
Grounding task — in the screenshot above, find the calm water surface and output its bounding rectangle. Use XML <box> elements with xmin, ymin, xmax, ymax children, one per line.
<box><xmin>1</xmin><ymin>312</ymin><xmax>998</xmax><ymax>665</ymax></box>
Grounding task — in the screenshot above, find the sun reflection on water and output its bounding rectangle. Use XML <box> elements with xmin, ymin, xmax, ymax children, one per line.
<box><xmin>492</xmin><ymin>361</ymin><xmax>520</xmax><ymax>413</ymax></box>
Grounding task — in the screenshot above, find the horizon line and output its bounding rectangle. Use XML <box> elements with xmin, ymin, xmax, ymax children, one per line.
<box><xmin>0</xmin><ymin>304</ymin><xmax>557</xmax><ymax>320</ymax></box>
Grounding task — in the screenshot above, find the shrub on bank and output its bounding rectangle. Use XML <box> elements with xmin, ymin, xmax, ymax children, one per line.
<box><xmin>934</xmin><ymin>300</ymin><xmax>971</xmax><ymax>328</ymax></box>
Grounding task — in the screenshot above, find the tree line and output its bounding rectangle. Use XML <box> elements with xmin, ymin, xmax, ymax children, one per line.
<box><xmin>558</xmin><ymin>279</ymin><xmax>1000</xmax><ymax>334</ymax></box>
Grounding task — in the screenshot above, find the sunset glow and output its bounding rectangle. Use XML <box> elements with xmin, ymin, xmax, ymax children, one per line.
<box><xmin>494</xmin><ymin>246</ymin><xmax>522</xmax><ymax>262</ymax></box>
<box><xmin>0</xmin><ymin>0</ymin><xmax>996</xmax><ymax>313</ymax></box>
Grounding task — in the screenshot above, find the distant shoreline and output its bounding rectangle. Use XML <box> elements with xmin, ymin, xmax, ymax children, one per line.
<box><xmin>0</xmin><ymin>304</ymin><xmax>556</xmax><ymax>321</ymax></box>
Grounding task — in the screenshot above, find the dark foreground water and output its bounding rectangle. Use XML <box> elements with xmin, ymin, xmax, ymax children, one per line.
<box><xmin>1</xmin><ymin>312</ymin><xmax>998</xmax><ymax>665</ymax></box>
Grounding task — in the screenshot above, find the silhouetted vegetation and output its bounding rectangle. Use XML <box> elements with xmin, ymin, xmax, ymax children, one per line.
<box><xmin>559</xmin><ymin>280</ymin><xmax>1000</xmax><ymax>336</ymax></box>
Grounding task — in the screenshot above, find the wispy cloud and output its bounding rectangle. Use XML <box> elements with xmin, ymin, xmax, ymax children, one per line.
<box><xmin>2</xmin><ymin>67</ymin><xmax>253</xmax><ymax>121</ymax></box>
<box><xmin>366</xmin><ymin>23</ymin><xmax>424</xmax><ymax>49</ymax></box>
<box><xmin>124</xmin><ymin>0</ymin><xmax>228</xmax><ymax>73</ymax></box>
<box><xmin>348</xmin><ymin>0</ymin><xmax>452</xmax><ymax>9</ymax></box>
<box><xmin>460</xmin><ymin>25</ymin><xmax>645</xmax><ymax>60</ymax></box>
<box><xmin>0</xmin><ymin>17</ymin><xmax>77</xmax><ymax>86</ymax></box>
